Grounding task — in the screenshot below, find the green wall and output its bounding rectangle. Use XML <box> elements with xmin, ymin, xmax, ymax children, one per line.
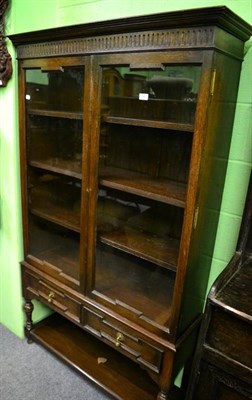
<box><xmin>0</xmin><ymin>0</ymin><xmax>251</xmax><ymax>338</ymax></box>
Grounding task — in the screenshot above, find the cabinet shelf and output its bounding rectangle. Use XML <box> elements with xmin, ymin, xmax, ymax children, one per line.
<box><xmin>103</xmin><ymin>115</ymin><xmax>194</xmax><ymax>132</ymax></box>
<box><xmin>29</xmin><ymin>159</ymin><xmax>82</xmax><ymax>179</ymax></box>
<box><xmin>29</xmin><ymin>178</ymin><xmax>81</xmax><ymax>233</ymax></box>
<box><xmin>29</xmin><ymin>313</ymin><xmax>162</xmax><ymax>400</ymax></box>
<box><xmin>99</xmin><ymin>227</ymin><xmax>178</xmax><ymax>271</ymax></box>
<box><xmin>99</xmin><ymin>167</ymin><xmax>187</xmax><ymax>207</ymax></box>
<box><xmin>30</xmin><ymin>206</ymin><xmax>80</xmax><ymax>233</ymax></box>
<box><xmin>27</xmin><ymin>108</ymin><xmax>83</xmax><ymax>120</ymax></box>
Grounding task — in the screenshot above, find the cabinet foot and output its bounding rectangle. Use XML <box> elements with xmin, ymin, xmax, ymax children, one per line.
<box><xmin>23</xmin><ymin>300</ymin><xmax>34</xmax><ymax>343</ymax></box>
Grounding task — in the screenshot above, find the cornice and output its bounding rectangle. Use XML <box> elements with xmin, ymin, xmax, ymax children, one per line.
<box><xmin>8</xmin><ymin>6</ymin><xmax>252</xmax><ymax>48</ymax></box>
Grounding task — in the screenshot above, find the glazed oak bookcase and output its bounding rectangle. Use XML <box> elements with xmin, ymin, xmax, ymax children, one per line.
<box><xmin>10</xmin><ymin>7</ymin><xmax>251</xmax><ymax>400</ymax></box>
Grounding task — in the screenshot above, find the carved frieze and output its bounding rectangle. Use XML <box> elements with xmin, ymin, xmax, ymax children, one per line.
<box><xmin>17</xmin><ymin>27</ymin><xmax>215</xmax><ymax>59</ymax></box>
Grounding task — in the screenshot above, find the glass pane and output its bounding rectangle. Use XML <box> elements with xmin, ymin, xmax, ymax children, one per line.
<box><xmin>101</xmin><ymin>65</ymin><xmax>201</xmax><ymax>124</ymax></box>
<box><xmin>26</xmin><ymin>68</ymin><xmax>83</xmax><ymax>112</ymax></box>
<box><xmin>28</xmin><ymin>170</ymin><xmax>81</xmax><ymax>281</ymax></box>
<box><xmin>93</xmin><ymin>187</ymin><xmax>184</xmax><ymax>328</ymax></box>
<box><xmin>98</xmin><ymin>125</ymin><xmax>192</xmax><ymax>204</ymax></box>
<box><xmin>25</xmin><ymin>67</ymin><xmax>84</xmax><ymax>283</ymax></box>
<box><xmin>96</xmin><ymin>244</ymin><xmax>176</xmax><ymax>328</ymax></box>
<box><xmin>25</xmin><ymin>68</ymin><xmax>83</xmax><ymax>178</ymax></box>
<box><xmin>27</xmin><ymin>115</ymin><xmax>83</xmax><ymax>178</ymax></box>
<box><xmin>91</xmin><ymin>63</ymin><xmax>196</xmax><ymax>329</ymax></box>
<box><xmin>29</xmin><ymin>216</ymin><xmax>80</xmax><ymax>281</ymax></box>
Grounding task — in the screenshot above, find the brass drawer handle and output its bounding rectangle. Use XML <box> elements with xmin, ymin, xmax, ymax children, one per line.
<box><xmin>48</xmin><ymin>292</ymin><xmax>55</xmax><ymax>303</ymax></box>
<box><xmin>115</xmin><ymin>332</ymin><xmax>124</xmax><ymax>347</ymax></box>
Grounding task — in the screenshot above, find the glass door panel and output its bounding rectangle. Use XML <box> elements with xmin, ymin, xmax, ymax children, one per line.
<box><xmin>102</xmin><ymin>65</ymin><xmax>201</xmax><ymax>126</ymax></box>
<box><xmin>92</xmin><ymin>63</ymin><xmax>199</xmax><ymax>330</ymax></box>
<box><xmin>25</xmin><ymin>67</ymin><xmax>84</xmax><ymax>283</ymax></box>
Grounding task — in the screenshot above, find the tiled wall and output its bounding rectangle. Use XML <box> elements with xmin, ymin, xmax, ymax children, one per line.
<box><xmin>208</xmin><ymin>39</ymin><xmax>252</xmax><ymax>290</ymax></box>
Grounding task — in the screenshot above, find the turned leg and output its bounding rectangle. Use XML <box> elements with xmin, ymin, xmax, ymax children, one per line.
<box><xmin>157</xmin><ymin>351</ymin><xmax>175</xmax><ymax>400</ymax></box>
<box><xmin>157</xmin><ymin>391</ymin><xmax>169</xmax><ymax>400</ymax></box>
<box><xmin>23</xmin><ymin>300</ymin><xmax>34</xmax><ymax>343</ymax></box>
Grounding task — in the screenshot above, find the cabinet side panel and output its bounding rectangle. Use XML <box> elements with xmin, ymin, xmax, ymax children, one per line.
<box><xmin>178</xmin><ymin>50</ymin><xmax>243</xmax><ymax>335</ymax></box>
<box><xmin>18</xmin><ymin>62</ymin><xmax>30</xmax><ymax>256</ymax></box>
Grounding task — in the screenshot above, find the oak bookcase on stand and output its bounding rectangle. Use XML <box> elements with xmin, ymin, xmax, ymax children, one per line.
<box><xmin>9</xmin><ymin>7</ymin><xmax>251</xmax><ymax>400</ymax></box>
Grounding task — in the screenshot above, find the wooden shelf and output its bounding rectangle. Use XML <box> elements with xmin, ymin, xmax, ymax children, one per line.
<box><xmin>29</xmin><ymin>313</ymin><xmax>162</xmax><ymax>400</ymax></box>
<box><xmin>27</xmin><ymin>108</ymin><xmax>83</xmax><ymax>120</ymax></box>
<box><xmin>30</xmin><ymin>179</ymin><xmax>81</xmax><ymax>233</ymax></box>
<box><xmin>29</xmin><ymin>159</ymin><xmax>82</xmax><ymax>179</ymax></box>
<box><xmin>30</xmin><ymin>205</ymin><xmax>80</xmax><ymax>233</ymax></box>
<box><xmin>99</xmin><ymin>167</ymin><xmax>187</xmax><ymax>208</ymax></box>
<box><xmin>103</xmin><ymin>115</ymin><xmax>194</xmax><ymax>132</ymax></box>
<box><xmin>30</xmin><ymin>313</ymin><xmax>182</xmax><ymax>399</ymax></box>
<box><xmin>99</xmin><ymin>227</ymin><xmax>179</xmax><ymax>272</ymax></box>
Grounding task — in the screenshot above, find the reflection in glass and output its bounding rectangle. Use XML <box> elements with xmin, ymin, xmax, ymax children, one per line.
<box><xmin>26</xmin><ymin>68</ymin><xmax>84</xmax><ymax>112</ymax></box>
<box><xmin>102</xmin><ymin>65</ymin><xmax>201</xmax><ymax>124</ymax></box>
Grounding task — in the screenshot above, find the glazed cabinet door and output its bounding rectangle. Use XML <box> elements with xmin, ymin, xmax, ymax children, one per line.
<box><xmin>20</xmin><ymin>58</ymin><xmax>88</xmax><ymax>290</ymax></box>
<box><xmin>87</xmin><ymin>52</ymin><xmax>203</xmax><ymax>335</ymax></box>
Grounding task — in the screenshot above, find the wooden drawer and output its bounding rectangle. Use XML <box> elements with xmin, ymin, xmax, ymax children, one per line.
<box><xmin>206</xmin><ymin>308</ymin><xmax>252</xmax><ymax>368</ymax></box>
<box><xmin>82</xmin><ymin>304</ymin><xmax>164</xmax><ymax>374</ymax></box>
<box><xmin>24</xmin><ymin>270</ymin><xmax>81</xmax><ymax>324</ymax></box>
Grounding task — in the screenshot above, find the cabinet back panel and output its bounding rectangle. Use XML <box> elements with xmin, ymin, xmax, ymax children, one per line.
<box><xmin>27</xmin><ymin>117</ymin><xmax>83</xmax><ymax>165</ymax></box>
<box><xmin>104</xmin><ymin>126</ymin><xmax>192</xmax><ymax>184</ymax></box>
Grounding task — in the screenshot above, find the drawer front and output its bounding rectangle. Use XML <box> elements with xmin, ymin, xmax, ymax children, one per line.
<box><xmin>24</xmin><ymin>270</ymin><xmax>81</xmax><ymax>324</ymax></box>
<box><xmin>194</xmin><ymin>360</ymin><xmax>252</xmax><ymax>400</ymax></box>
<box><xmin>206</xmin><ymin>308</ymin><xmax>252</xmax><ymax>368</ymax></box>
<box><xmin>82</xmin><ymin>304</ymin><xmax>164</xmax><ymax>374</ymax></box>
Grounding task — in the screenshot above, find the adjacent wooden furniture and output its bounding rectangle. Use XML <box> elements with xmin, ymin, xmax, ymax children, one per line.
<box><xmin>9</xmin><ymin>7</ymin><xmax>251</xmax><ymax>400</ymax></box>
<box><xmin>186</xmin><ymin>173</ymin><xmax>252</xmax><ymax>400</ymax></box>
